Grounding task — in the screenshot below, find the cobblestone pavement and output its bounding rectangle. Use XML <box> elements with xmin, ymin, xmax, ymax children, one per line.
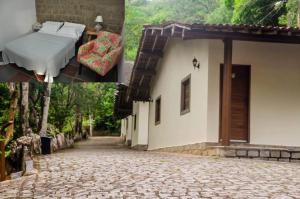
<box><xmin>1</xmin><ymin>137</ymin><xmax>300</xmax><ymax>199</ymax></box>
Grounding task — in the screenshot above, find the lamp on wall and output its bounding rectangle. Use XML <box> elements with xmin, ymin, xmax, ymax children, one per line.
<box><xmin>95</xmin><ymin>16</ymin><xmax>103</xmax><ymax>32</ymax></box>
<box><xmin>192</xmin><ymin>57</ymin><xmax>200</xmax><ymax>69</ymax></box>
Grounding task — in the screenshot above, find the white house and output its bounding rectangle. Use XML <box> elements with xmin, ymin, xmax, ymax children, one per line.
<box><xmin>117</xmin><ymin>23</ymin><xmax>300</xmax><ymax>161</ymax></box>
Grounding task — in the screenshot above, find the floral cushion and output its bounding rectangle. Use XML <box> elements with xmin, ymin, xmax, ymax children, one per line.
<box><xmin>78</xmin><ymin>47</ymin><xmax>122</xmax><ymax>76</ymax></box>
<box><xmin>93</xmin><ymin>40</ymin><xmax>111</xmax><ymax>57</ymax></box>
<box><xmin>96</xmin><ymin>31</ymin><xmax>121</xmax><ymax>50</ymax></box>
<box><xmin>77</xmin><ymin>31</ymin><xmax>122</xmax><ymax>76</ymax></box>
<box><xmin>79</xmin><ymin>53</ymin><xmax>105</xmax><ymax>75</ymax></box>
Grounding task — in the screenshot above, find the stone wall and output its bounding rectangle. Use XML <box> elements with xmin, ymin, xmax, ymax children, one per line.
<box><xmin>153</xmin><ymin>143</ymin><xmax>300</xmax><ymax>163</ymax></box>
<box><xmin>35</xmin><ymin>0</ymin><xmax>124</xmax><ymax>33</ymax></box>
<box><xmin>221</xmin><ymin>147</ymin><xmax>300</xmax><ymax>163</ymax></box>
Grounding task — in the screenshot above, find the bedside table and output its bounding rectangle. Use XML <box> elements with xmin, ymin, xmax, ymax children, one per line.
<box><xmin>87</xmin><ymin>29</ymin><xmax>98</xmax><ymax>41</ymax></box>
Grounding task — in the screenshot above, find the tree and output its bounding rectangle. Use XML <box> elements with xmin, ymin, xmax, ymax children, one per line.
<box><xmin>125</xmin><ymin>0</ymin><xmax>219</xmax><ymax>61</ymax></box>
<box><xmin>20</xmin><ymin>83</ymin><xmax>29</xmax><ymax>136</ymax></box>
<box><xmin>232</xmin><ymin>0</ymin><xmax>287</xmax><ymax>26</ymax></box>
<box><xmin>5</xmin><ymin>83</ymin><xmax>18</xmax><ymax>145</ymax></box>
<box><xmin>28</xmin><ymin>82</ymin><xmax>44</xmax><ymax>132</ymax></box>
<box><xmin>0</xmin><ymin>83</ymin><xmax>18</xmax><ymax>181</ymax></box>
<box><xmin>40</xmin><ymin>83</ymin><xmax>52</xmax><ymax>137</ymax></box>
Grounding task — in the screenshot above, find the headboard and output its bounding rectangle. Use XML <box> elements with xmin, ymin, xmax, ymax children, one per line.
<box><xmin>35</xmin><ymin>0</ymin><xmax>124</xmax><ymax>34</ymax></box>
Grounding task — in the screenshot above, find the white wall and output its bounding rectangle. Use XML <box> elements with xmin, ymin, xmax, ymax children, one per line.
<box><xmin>148</xmin><ymin>37</ymin><xmax>300</xmax><ymax>149</ymax></box>
<box><xmin>148</xmin><ymin>39</ymin><xmax>210</xmax><ymax>150</ymax></box>
<box><xmin>125</xmin><ymin>115</ymin><xmax>133</xmax><ymax>143</ymax></box>
<box><xmin>132</xmin><ymin>101</ymin><xmax>149</xmax><ymax>147</ymax></box>
<box><xmin>208</xmin><ymin>40</ymin><xmax>300</xmax><ymax>147</ymax></box>
<box><xmin>120</xmin><ymin>119</ymin><xmax>126</xmax><ymax>137</ymax></box>
<box><xmin>0</xmin><ymin>0</ymin><xmax>36</xmax><ymax>50</ymax></box>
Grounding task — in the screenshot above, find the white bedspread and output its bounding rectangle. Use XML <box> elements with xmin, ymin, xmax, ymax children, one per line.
<box><xmin>2</xmin><ymin>32</ymin><xmax>76</xmax><ymax>82</ymax></box>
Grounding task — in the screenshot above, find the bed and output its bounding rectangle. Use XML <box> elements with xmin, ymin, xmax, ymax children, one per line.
<box><xmin>2</xmin><ymin>21</ymin><xmax>86</xmax><ymax>82</ymax></box>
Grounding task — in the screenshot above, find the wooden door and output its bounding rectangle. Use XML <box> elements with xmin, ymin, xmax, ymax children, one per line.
<box><xmin>220</xmin><ymin>65</ymin><xmax>250</xmax><ymax>142</ymax></box>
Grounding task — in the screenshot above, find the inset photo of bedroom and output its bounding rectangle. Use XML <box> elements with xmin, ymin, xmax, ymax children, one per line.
<box><xmin>0</xmin><ymin>0</ymin><xmax>124</xmax><ymax>82</ymax></box>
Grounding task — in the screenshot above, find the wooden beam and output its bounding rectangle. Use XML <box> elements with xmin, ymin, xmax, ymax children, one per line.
<box><xmin>221</xmin><ymin>39</ymin><xmax>232</xmax><ymax>146</ymax></box>
<box><xmin>135</xmin><ymin>68</ymin><xmax>156</xmax><ymax>76</ymax></box>
<box><xmin>117</xmin><ymin>108</ymin><xmax>132</xmax><ymax>113</ymax></box>
<box><xmin>130</xmin><ymin>84</ymin><xmax>150</xmax><ymax>91</ymax></box>
<box><xmin>182</xmin><ymin>30</ymin><xmax>300</xmax><ymax>44</ymax></box>
<box><xmin>140</xmin><ymin>50</ymin><xmax>163</xmax><ymax>58</ymax></box>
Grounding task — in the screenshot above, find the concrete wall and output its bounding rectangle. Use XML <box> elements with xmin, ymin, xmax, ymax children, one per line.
<box><xmin>35</xmin><ymin>0</ymin><xmax>124</xmax><ymax>33</ymax></box>
<box><xmin>148</xmin><ymin>39</ymin><xmax>210</xmax><ymax>150</ymax></box>
<box><xmin>0</xmin><ymin>0</ymin><xmax>36</xmax><ymax>50</ymax></box>
<box><xmin>125</xmin><ymin>115</ymin><xmax>133</xmax><ymax>143</ymax></box>
<box><xmin>132</xmin><ymin>101</ymin><xmax>149</xmax><ymax>147</ymax></box>
<box><xmin>208</xmin><ymin>40</ymin><xmax>300</xmax><ymax>147</ymax></box>
<box><xmin>147</xmin><ymin>38</ymin><xmax>300</xmax><ymax>149</ymax></box>
<box><xmin>120</xmin><ymin>119</ymin><xmax>126</xmax><ymax>137</ymax></box>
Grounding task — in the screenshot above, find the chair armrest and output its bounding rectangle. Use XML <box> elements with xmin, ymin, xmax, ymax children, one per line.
<box><xmin>109</xmin><ymin>46</ymin><xmax>123</xmax><ymax>66</ymax></box>
<box><xmin>77</xmin><ymin>41</ymin><xmax>95</xmax><ymax>60</ymax></box>
<box><xmin>99</xmin><ymin>47</ymin><xmax>123</xmax><ymax>76</ymax></box>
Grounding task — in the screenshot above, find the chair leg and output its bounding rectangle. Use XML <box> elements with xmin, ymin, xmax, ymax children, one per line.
<box><xmin>79</xmin><ymin>64</ymin><xmax>83</xmax><ymax>75</ymax></box>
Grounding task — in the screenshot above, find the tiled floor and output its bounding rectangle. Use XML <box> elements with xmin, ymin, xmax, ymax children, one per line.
<box><xmin>0</xmin><ymin>137</ymin><xmax>300</xmax><ymax>198</ymax></box>
<box><xmin>0</xmin><ymin>58</ymin><xmax>118</xmax><ymax>82</ymax></box>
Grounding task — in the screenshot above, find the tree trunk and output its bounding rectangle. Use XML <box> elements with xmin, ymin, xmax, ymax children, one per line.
<box><xmin>89</xmin><ymin>113</ymin><xmax>93</xmax><ymax>137</ymax></box>
<box><xmin>79</xmin><ymin>114</ymin><xmax>83</xmax><ymax>134</ymax></box>
<box><xmin>0</xmin><ymin>142</ymin><xmax>5</xmax><ymax>181</ymax></box>
<box><xmin>40</xmin><ymin>83</ymin><xmax>52</xmax><ymax>137</ymax></box>
<box><xmin>5</xmin><ymin>83</ymin><xmax>18</xmax><ymax>145</ymax></box>
<box><xmin>21</xmin><ymin>83</ymin><xmax>29</xmax><ymax>136</ymax></box>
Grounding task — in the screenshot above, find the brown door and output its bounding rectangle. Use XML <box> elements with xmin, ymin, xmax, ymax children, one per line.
<box><xmin>220</xmin><ymin>65</ymin><xmax>250</xmax><ymax>142</ymax></box>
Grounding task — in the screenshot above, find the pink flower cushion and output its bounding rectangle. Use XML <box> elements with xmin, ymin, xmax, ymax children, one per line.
<box><xmin>93</xmin><ymin>39</ymin><xmax>111</xmax><ymax>57</ymax></box>
<box><xmin>96</xmin><ymin>31</ymin><xmax>121</xmax><ymax>49</ymax></box>
<box><xmin>79</xmin><ymin>47</ymin><xmax>122</xmax><ymax>76</ymax></box>
<box><xmin>79</xmin><ymin>52</ymin><xmax>104</xmax><ymax>75</ymax></box>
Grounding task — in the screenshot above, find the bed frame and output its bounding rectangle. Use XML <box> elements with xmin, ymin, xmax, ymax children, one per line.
<box><xmin>75</xmin><ymin>33</ymin><xmax>84</xmax><ymax>55</ymax></box>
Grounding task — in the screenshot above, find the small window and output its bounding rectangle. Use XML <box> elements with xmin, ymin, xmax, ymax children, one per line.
<box><xmin>133</xmin><ymin>114</ymin><xmax>137</xmax><ymax>130</ymax></box>
<box><xmin>181</xmin><ymin>74</ymin><xmax>191</xmax><ymax>115</ymax></box>
<box><xmin>126</xmin><ymin>118</ymin><xmax>128</xmax><ymax>130</ymax></box>
<box><xmin>155</xmin><ymin>96</ymin><xmax>161</xmax><ymax>125</ymax></box>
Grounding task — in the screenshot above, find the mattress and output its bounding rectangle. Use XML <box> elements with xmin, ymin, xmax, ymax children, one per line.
<box><xmin>2</xmin><ymin>32</ymin><xmax>76</xmax><ymax>82</ymax></box>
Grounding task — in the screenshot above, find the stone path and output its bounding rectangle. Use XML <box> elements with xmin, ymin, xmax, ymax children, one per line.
<box><xmin>1</xmin><ymin>137</ymin><xmax>300</xmax><ymax>198</ymax></box>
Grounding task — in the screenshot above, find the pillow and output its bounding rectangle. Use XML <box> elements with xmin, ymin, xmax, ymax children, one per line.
<box><xmin>64</xmin><ymin>22</ymin><xmax>86</xmax><ymax>30</ymax></box>
<box><xmin>56</xmin><ymin>26</ymin><xmax>79</xmax><ymax>40</ymax></box>
<box><xmin>43</xmin><ymin>21</ymin><xmax>63</xmax><ymax>26</ymax></box>
<box><xmin>97</xmin><ymin>31</ymin><xmax>121</xmax><ymax>49</ymax></box>
<box><xmin>93</xmin><ymin>40</ymin><xmax>111</xmax><ymax>57</ymax></box>
<box><xmin>64</xmin><ymin>22</ymin><xmax>86</xmax><ymax>36</ymax></box>
<box><xmin>39</xmin><ymin>22</ymin><xmax>64</xmax><ymax>34</ymax></box>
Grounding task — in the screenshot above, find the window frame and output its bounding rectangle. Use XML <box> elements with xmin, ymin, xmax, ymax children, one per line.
<box><xmin>155</xmin><ymin>96</ymin><xmax>161</xmax><ymax>125</ymax></box>
<box><xmin>180</xmin><ymin>74</ymin><xmax>191</xmax><ymax>115</ymax></box>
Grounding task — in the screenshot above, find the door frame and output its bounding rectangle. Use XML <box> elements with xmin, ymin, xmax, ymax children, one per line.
<box><xmin>219</xmin><ymin>64</ymin><xmax>251</xmax><ymax>143</ymax></box>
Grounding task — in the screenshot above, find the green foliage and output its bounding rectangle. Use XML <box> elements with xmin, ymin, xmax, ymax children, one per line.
<box><xmin>125</xmin><ymin>0</ymin><xmax>219</xmax><ymax>60</ymax></box>
<box><xmin>232</xmin><ymin>0</ymin><xmax>287</xmax><ymax>25</ymax></box>
<box><xmin>126</xmin><ymin>0</ymin><xmax>297</xmax><ymax>61</ymax></box>
<box><xmin>0</xmin><ymin>135</ymin><xmax>5</xmax><ymax>142</ymax></box>
<box><xmin>0</xmin><ymin>83</ymin><xmax>10</xmax><ymax>127</ymax></box>
<box><xmin>0</xmin><ymin>82</ymin><xmax>120</xmax><ymax>140</ymax></box>
<box><xmin>93</xmin><ymin>83</ymin><xmax>120</xmax><ymax>133</ymax></box>
<box><xmin>286</xmin><ymin>0</ymin><xmax>298</xmax><ymax>26</ymax></box>
<box><xmin>48</xmin><ymin>83</ymin><xmax>120</xmax><ymax>135</ymax></box>
<box><xmin>206</xmin><ymin>0</ymin><xmax>233</xmax><ymax>23</ymax></box>
<box><xmin>0</xmin><ymin>135</ymin><xmax>11</xmax><ymax>158</ymax></box>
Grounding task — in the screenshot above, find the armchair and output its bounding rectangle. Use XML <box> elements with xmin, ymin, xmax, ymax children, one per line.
<box><xmin>77</xmin><ymin>31</ymin><xmax>122</xmax><ymax>76</ymax></box>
